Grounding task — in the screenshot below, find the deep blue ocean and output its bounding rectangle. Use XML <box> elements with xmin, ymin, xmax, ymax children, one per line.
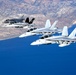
<box><xmin>0</xmin><ymin>25</ymin><xmax>76</xmax><ymax>75</ymax></box>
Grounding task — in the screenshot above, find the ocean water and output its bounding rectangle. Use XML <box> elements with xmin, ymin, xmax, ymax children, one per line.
<box><xmin>0</xmin><ymin>35</ymin><xmax>76</xmax><ymax>75</ymax></box>
<box><xmin>0</xmin><ymin>25</ymin><xmax>76</xmax><ymax>75</ymax></box>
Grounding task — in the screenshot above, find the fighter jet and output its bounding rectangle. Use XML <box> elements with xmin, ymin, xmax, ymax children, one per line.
<box><xmin>3</xmin><ymin>15</ymin><xmax>25</xmax><ymax>24</ymax></box>
<box><xmin>32</xmin><ymin>20</ymin><xmax>61</xmax><ymax>35</ymax></box>
<box><xmin>46</xmin><ymin>28</ymin><xmax>76</xmax><ymax>47</ymax></box>
<box><xmin>19</xmin><ymin>19</ymin><xmax>60</xmax><ymax>38</ymax></box>
<box><xmin>3</xmin><ymin>16</ymin><xmax>35</xmax><ymax>28</ymax></box>
<box><xmin>31</xmin><ymin>26</ymin><xmax>68</xmax><ymax>45</ymax></box>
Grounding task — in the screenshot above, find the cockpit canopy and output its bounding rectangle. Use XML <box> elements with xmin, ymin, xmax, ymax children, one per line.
<box><xmin>40</xmin><ymin>35</ymin><xmax>49</xmax><ymax>39</ymax></box>
<box><xmin>27</xmin><ymin>28</ymin><xmax>37</xmax><ymax>32</ymax></box>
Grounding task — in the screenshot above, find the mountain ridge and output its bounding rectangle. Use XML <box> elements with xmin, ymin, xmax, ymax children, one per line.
<box><xmin>0</xmin><ymin>0</ymin><xmax>76</xmax><ymax>26</ymax></box>
<box><xmin>0</xmin><ymin>0</ymin><xmax>76</xmax><ymax>40</ymax></box>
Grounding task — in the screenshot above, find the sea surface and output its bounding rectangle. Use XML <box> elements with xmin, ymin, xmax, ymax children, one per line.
<box><xmin>0</xmin><ymin>35</ymin><xmax>76</xmax><ymax>75</ymax></box>
<box><xmin>0</xmin><ymin>25</ymin><xmax>76</xmax><ymax>75</ymax></box>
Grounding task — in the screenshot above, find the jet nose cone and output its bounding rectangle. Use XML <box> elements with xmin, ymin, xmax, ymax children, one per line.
<box><xmin>31</xmin><ymin>40</ymin><xmax>41</xmax><ymax>45</ymax></box>
<box><xmin>31</xmin><ymin>42</ymin><xmax>37</xmax><ymax>45</ymax></box>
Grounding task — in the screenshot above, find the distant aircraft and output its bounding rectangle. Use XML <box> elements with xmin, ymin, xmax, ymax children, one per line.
<box><xmin>31</xmin><ymin>26</ymin><xmax>68</xmax><ymax>45</ymax></box>
<box><xmin>3</xmin><ymin>15</ymin><xmax>25</xmax><ymax>24</ymax></box>
<box><xmin>3</xmin><ymin>15</ymin><xmax>35</xmax><ymax>28</ymax></box>
<box><xmin>19</xmin><ymin>19</ymin><xmax>60</xmax><ymax>38</ymax></box>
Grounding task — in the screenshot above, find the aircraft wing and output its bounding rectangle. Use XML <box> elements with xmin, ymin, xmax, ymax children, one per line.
<box><xmin>46</xmin><ymin>37</ymin><xmax>76</xmax><ymax>47</ymax></box>
<box><xmin>46</xmin><ymin>37</ymin><xmax>76</xmax><ymax>42</ymax></box>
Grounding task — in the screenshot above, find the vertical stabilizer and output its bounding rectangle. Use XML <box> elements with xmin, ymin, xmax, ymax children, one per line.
<box><xmin>50</xmin><ymin>20</ymin><xmax>58</xmax><ymax>29</ymax></box>
<box><xmin>45</xmin><ymin>19</ymin><xmax>51</xmax><ymax>28</ymax></box>
<box><xmin>25</xmin><ymin>17</ymin><xmax>29</xmax><ymax>23</ymax></box>
<box><xmin>62</xmin><ymin>26</ymin><xmax>68</xmax><ymax>36</ymax></box>
<box><xmin>68</xmin><ymin>28</ymin><xmax>76</xmax><ymax>38</ymax></box>
<box><xmin>29</xmin><ymin>18</ymin><xmax>35</xmax><ymax>24</ymax></box>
